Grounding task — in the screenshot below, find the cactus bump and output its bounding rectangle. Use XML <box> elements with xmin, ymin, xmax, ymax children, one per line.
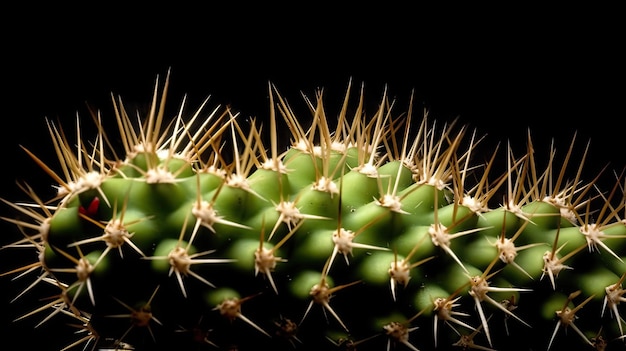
<box><xmin>2</xmin><ymin>73</ymin><xmax>625</xmax><ymax>350</ymax></box>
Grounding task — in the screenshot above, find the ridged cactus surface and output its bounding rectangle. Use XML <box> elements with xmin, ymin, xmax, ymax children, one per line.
<box><xmin>2</xmin><ymin>75</ymin><xmax>625</xmax><ymax>351</ymax></box>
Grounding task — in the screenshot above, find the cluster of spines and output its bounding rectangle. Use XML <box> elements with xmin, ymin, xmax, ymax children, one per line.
<box><xmin>1</xmin><ymin>73</ymin><xmax>625</xmax><ymax>350</ymax></box>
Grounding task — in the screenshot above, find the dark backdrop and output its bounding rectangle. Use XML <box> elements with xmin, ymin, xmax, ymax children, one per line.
<box><xmin>1</xmin><ymin>5</ymin><xmax>624</xmax><ymax>350</ymax></box>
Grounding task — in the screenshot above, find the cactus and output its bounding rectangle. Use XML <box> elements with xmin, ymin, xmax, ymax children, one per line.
<box><xmin>1</xmin><ymin>72</ymin><xmax>625</xmax><ymax>351</ymax></box>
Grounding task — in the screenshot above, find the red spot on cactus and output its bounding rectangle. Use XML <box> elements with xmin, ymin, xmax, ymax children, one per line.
<box><xmin>79</xmin><ymin>197</ymin><xmax>100</xmax><ymax>217</ymax></box>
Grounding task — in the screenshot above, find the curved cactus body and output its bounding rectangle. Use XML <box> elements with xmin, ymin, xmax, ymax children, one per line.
<box><xmin>2</xmin><ymin>75</ymin><xmax>625</xmax><ymax>351</ymax></box>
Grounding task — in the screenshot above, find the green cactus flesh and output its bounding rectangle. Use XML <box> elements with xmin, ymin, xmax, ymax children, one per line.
<box><xmin>2</xmin><ymin>75</ymin><xmax>625</xmax><ymax>351</ymax></box>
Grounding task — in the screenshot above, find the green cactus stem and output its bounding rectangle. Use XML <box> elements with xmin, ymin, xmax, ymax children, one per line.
<box><xmin>1</xmin><ymin>73</ymin><xmax>625</xmax><ymax>351</ymax></box>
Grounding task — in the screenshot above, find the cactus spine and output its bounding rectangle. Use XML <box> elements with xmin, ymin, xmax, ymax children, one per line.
<box><xmin>2</xmin><ymin>73</ymin><xmax>625</xmax><ymax>351</ymax></box>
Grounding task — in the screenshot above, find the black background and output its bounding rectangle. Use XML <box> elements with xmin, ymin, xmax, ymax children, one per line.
<box><xmin>1</xmin><ymin>4</ymin><xmax>624</xmax><ymax>350</ymax></box>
